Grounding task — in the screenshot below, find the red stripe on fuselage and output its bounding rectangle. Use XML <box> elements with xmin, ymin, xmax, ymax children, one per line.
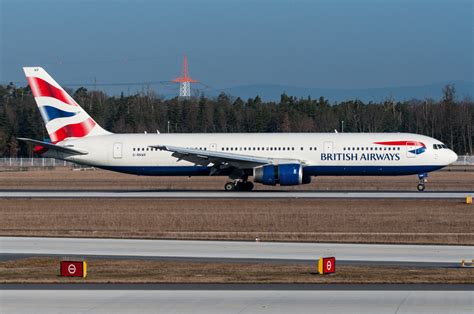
<box><xmin>374</xmin><ymin>141</ymin><xmax>426</xmax><ymax>148</ymax></box>
<box><xmin>49</xmin><ymin>118</ymin><xmax>96</xmax><ymax>143</ymax></box>
<box><xmin>27</xmin><ymin>77</ymin><xmax>77</xmax><ymax>106</ymax></box>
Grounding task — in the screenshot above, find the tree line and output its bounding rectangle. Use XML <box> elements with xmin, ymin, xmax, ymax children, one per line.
<box><xmin>0</xmin><ymin>83</ymin><xmax>472</xmax><ymax>157</ymax></box>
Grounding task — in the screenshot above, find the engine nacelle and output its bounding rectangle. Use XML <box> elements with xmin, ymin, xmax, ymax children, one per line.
<box><xmin>254</xmin><ymin>163</ymin><xmax>310</xmax><ymax>186</ymax></box>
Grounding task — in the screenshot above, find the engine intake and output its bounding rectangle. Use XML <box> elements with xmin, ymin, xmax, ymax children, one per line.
<box><xmin>253</xmin><ymin>163</ymin><xmax>310</xmax><ymax>186</ymax></box>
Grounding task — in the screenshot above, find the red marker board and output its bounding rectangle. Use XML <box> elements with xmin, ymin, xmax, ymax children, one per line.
<box><xmin>318</xmin><ymin>257</ymin><xmax>335</xmax><ymax>275</ymax></box>
<box><xmin>60</xmin><ymin>261</ymin><xmax>87</xmax><ymax>278</ymax></box>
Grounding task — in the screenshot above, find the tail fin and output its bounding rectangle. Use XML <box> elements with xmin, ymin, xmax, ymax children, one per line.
<box><xmin>23</xmin><ymin>67</ymin><xmax>110</xmax><ymax>143</ymax></box>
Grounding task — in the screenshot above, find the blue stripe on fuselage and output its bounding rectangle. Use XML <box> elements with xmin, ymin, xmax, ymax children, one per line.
<box><xmin>302</xmin><ymin>165</ymin><xmax>444</xmax><ymax>176</ymax></box>
<box><xmin>98</xmin><ymin>165</ymin><xmax>445</xmax><ymax>177</ymax></box>
<box><xmin>40</xmin><ymin>106</ymin><xmax>77</xmax><ymax>122</ymax></box>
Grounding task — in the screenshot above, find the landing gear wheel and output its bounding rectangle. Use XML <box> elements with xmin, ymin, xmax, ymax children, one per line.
<box><xmin>245</xmin><ymin>181</ymin><xmax>254</xmax><ymax>191</ymax></box>
<box><xmin>224</xmin><ymin>182</ymin><xmax>236</xmax><ymax>191</ymax></box>
<box><xmin>417</xmin><ymin>183</ymin><xmax>425</xmax><ymax>192</ymax></box>
<box><xmin>224</xmin><ymin>181</ymin><xmax>254</xmax><ymax>191</ymax></box>
<box><xmin>241</xmin><ymin>181</ymin><xmax>254</xmax><ymax>191</ymax></box>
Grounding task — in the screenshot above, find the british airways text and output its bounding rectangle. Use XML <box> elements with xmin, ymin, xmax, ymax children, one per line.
<box><xmin>320</xmin><ymin>152</ymin><xmax>400</xmax><ymax>161</ymax></box>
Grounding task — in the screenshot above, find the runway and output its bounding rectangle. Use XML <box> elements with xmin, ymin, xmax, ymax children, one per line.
<box><xmin>1</xmin><ymin>237</ymin><xmax>472</xmax><ymax>265</ymax></box>
<box><xmin>1</xmin><ymin>288</ymin><xmax>472</xmax><ymax>313</ymax></box>
<box><xmin>0</xmin><ymin>190</ymin><xmax>472</xmax><ymax>199</ymax></box>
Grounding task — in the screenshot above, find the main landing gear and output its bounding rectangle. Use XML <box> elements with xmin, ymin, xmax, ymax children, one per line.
<box><xmin>224</xmin><ymin>180</ymin><xmax>254</xmax><ymax>191</ymax></box>
<box><xmin>417</xmin><ymin>173</ymin><xmax>428</xmax><ymax>192</ymax></box>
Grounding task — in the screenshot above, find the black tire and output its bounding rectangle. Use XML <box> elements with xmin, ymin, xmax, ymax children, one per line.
<box><xmin>245</xmin><ymin>181</ymin><xmax>254</xmax><ymax>191</ymax></box>
<box><xmin>224</xmin><ymin>182</ymin><xmax>235</xmax><ymax>191</ymax></box>
<box><xmin>417</xmin><ymin>183</ymin><xmax>425</xmax><ymax>192</ymax></box>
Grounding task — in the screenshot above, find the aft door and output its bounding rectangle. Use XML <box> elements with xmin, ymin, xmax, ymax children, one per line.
<box><xmin>406</xmin><ymin>141</ymin><xmax>416</xmax><ymax>158</ymax></box>
<box><xmin>209</xmin><ymin>143</ymin><xmax>217</xmax><ymax>151</ymax></box>
<box><xmin>113</xmin><ymin>142</ymin><xmax>123</xmax><ymax>159</ymax></box>
<box><xmin>324</xmin><ymin>141</ymin><xmax>333</xmax><ymax>154</ymax></box>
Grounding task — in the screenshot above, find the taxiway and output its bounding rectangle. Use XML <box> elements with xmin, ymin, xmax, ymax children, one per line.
<box><xmin>0</xmin><ymin>190</ymin><xmax>472</xmax><ymax>199</ymax></box>
<box><xmin>1</xmin><ymin>287</ymin><xmax>472</xmax><ymax>314</ymax></box>
<box><xmin>1</xmin><ymin>237</ymin><xmax>472</xmax><ymax>265</ymax></box>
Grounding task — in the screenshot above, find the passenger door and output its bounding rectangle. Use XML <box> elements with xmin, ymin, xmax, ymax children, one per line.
<box><xmin>113</xmin><ymin>142</ymin><xmax>123</xmax><ymax>159</ymax></box>
<box><xmin>324</xmin><ymin>141</ymin><xmax>333</xmax><ymax>154</ymax></box>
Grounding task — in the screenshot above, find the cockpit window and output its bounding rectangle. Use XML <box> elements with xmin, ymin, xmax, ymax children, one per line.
<box><xmin>433</xmin><ymin>144</ymin><xmax>448</xmax><ymax>150</ymax></box>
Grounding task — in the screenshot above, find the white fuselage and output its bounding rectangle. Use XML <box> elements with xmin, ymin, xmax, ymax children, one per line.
<box><xmin>50</xmin><ymin>132</ymin><xmax>457</xmax><ymax>177</ymax></box>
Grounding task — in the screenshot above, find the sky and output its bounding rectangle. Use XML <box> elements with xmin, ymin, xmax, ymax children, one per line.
<box><xmin>0</xmin><ymin>0</ymin><xmax>472</xmax><ymax>94</ymax></box>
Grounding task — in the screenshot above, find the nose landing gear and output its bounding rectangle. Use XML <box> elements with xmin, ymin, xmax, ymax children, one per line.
<box><xmin>417</xmin><ymin>173</ymin><xmax>428</xmax><ymax>191</ymax></box>
<box><xmin>224</xmin><ymin>180</ymin><xmax>254</xmax><ymax>191</ymax></box>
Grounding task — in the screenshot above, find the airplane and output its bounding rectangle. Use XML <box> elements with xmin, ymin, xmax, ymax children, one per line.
<box><xmin>19</xmin><ymin>67</ymin><xmax>458</xmax><ymax>191</ymax></box>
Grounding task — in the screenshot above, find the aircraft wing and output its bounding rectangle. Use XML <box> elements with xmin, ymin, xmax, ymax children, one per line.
<box><xmin>18</xmin><ymin>138</ymin><xmax>88</xmax><ymax>155</ymax></box>
<box><xmin>150</xmin><ymin>144</ymin><xmax>304</xmax><ymax>174</ymax></box>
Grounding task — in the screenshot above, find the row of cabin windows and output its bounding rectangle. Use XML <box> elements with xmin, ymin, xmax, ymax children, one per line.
<box><xmin>133</xmin><ymin>146</ymin><xmax>411</xmax><ymax>152</ymax></box>
<box><xmin>133</xmin><ymin>147</ymin><xmax>159</xmax><ymax>152</ymax></box>
<box><xmin>221</xmin><ymin>147</ymin><xmax>317</xmax><ymax>151</ymax></box>
<box><xmin>343</xmin><ymin>147</ymin><xmax>401</xmax><ymax>151</ymax></box>
<box><xmin>133</xmin><ymin>147</ymin><xmax>209</xmax><ymax>151</ymax></box>
<box><xmin>133</xmin><ymin>146</ymin><xmax>320</xmax><ymax>152</ymax></box>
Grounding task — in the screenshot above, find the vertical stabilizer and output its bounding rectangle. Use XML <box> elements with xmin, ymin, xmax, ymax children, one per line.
<box><xmin>23</xmin><ymin>67</ymin><xmax>110</xmax><ymax>143</ymax></box>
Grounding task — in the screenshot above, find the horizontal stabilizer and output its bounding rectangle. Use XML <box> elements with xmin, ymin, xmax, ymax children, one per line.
<box><xmin>17</xmin><ymin>138</ymin><xmax>88</xmax><ymax>155</ymax></box>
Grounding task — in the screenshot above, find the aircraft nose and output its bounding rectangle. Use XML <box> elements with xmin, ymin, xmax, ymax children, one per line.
<box><xmin>448</xmin><ymin>150</ymin><xmax>458</xmax><ymax>165</ymax></box>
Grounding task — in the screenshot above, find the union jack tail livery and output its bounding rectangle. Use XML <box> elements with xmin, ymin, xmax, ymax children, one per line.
<box><xmin>23</xmin><ymin>67</ymin><xmax>110</xmax><ymax>143</ymax></box>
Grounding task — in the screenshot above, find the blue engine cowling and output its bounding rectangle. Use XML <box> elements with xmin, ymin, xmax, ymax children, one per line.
<box><xmin>253</xmin><ymin>163</ymin><xmax>310</xmax><ymax>186</ymax></box>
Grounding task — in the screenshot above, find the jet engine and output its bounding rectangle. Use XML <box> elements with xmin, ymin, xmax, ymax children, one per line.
<box><xmin>253</xmin><ymin>163</ymin><xmax>311</xmax><ymax>186</ymax></box>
